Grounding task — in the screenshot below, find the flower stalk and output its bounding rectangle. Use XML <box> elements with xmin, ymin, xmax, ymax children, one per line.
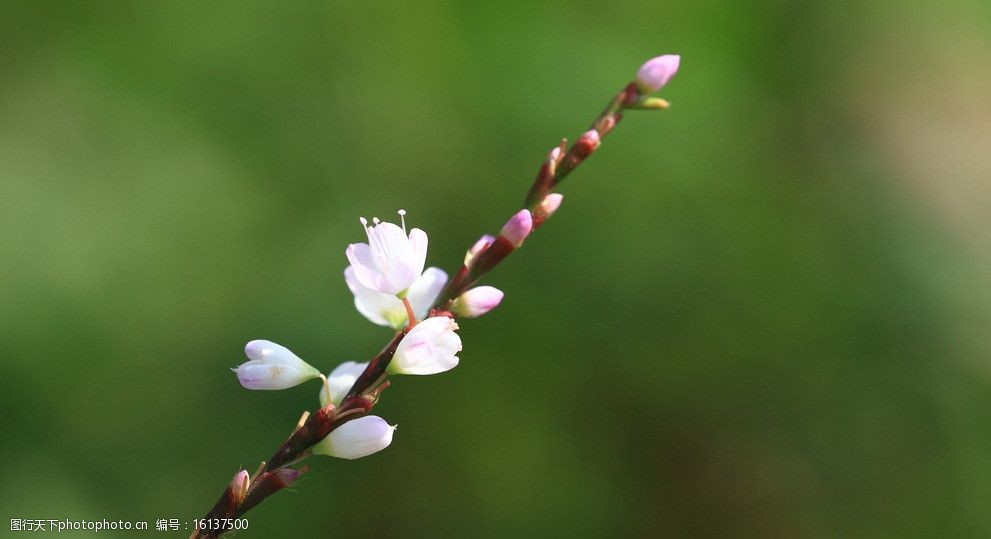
<box><xmin>190</xmin><ymin>54</ymin><xmax>679</xmax><ymax>538</ymax></box>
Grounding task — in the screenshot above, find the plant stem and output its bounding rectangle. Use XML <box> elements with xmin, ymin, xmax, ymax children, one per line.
<box><xmin>190</xmin><ymin>74</ymin><xmax>666</xmax><ymax>538</ymax></box>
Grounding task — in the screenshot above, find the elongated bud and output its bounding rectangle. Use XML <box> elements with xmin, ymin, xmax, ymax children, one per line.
<box><xmin>387</xmin><ymin>316</ymin><xmax>461</xmax><ymax>375</ymax></box>
<box><xmin>464</xmin><ymin>234</ymin><xmax>495</xmax><ymax>266</ymax></box>
<box><xmin>498</xmin><ymin>209</ymin><xmax>533</xmax><ymax>248</ymax></box>
<box><xmin>573</xmin><ymin>129</ymin><xmax>601</xmax><ymax>160</ymax></box>
<box><xmin>635</xmin><ymin>54</ymin><xmax>680</xmax><ymax>93</ymax></box>
<box><xmin>541</xmin><ymin>193</ymin><xmax>563</xmax><ymax>217</ymax></box>
<box><xmin>453</xmin><ymin>286</ymin><xmax>504</xmax><ymax>318</ymax></box>
<box><xmin>642</xmin><ymin>97</ymin><xmax>670</xmax><ymax>109</ymax></box>
<box><xmin>233</xmin><ymin>340</ymin><xmax>321</xmax><ymax>390</ymax></box>
<box><xmin>321</xmin><ymin>361</ymin><xmax>369</xmax><ymax>407</ymax></box>
<box><xmin>532</xmin><ymin>193</ymin><xmax>563</xmax><ymax>228</ymax></box>
<box><xmin>230</xmin><ymin>470</ymin><xmax>250</xmax><ymax>505</ymax></box>
<box><xmin>313</xmin><ymin>416</ymin><xmax>396</xmax><ymax>459</ymax></box>
<box><xmin>627</xmin><ymin>96</ymin><xmax>670</xmax><ymax>110</ymax></box>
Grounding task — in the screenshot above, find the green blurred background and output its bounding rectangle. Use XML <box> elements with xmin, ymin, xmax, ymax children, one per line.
<box><xmin>2</xmin><ymin>1</ymin><xmax>990</xmax><ymax>537</ymax></box>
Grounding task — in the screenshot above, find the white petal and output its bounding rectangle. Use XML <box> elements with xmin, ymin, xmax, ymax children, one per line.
<box><xmin>345</xmin><ymin>266</ymin><xmax>404</xmax><ymax>327</ymax></box>
<box><xmin>407</xmin><ymin>228</ymin><xmax>428</xmax><ymax>277</ymax></box>
<box><xmin>388</xmin><ymin>316</ymin><xmax>461</xmax><ymax>375</ymax></box>
<box><xmin>452</xmin><ymin>286</ymin><xmax>504</xmax><ymax>318</ymax></box>
<box><xmin>244</xmin><ymin>339</ymin><xmax>301</xmax><ymax>364</ymax></box>
<box><xmin>368</xmin><ymin>223</ymin><xmax>412</xmax><ymax>272</ymax></box>
<box><xmin>407</xmin><ymin>267</ymin><xmax>448</xmax><ymax>318</ymax></box>
<box><xmin>347</xmin><ymin>243</ymin><xmax>393</xmax><ymax>293</ymax></box>
<box><xmin>321</xmin><ymin>361</ymin><xmax>369</xmax><ymax>406</ymax></box>
<box><xmin>313</xmin><ymin>416</ymin><xmax>395</xmax><ymax>459</ymax></box>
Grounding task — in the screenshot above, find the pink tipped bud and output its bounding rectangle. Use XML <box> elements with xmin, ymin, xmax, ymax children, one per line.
<box><xmin>453</xmin><ymin>286</ymin><xmax>505</xmax><ymax>318</ymax></box>
<box><xmin>636</xmin><ymin>54</ymin><xmax>680</xmax><ymax>93</ymax></box>
<box><xmin>464</xmin><ymin>234</ymin><xmax>496</xmax><ymax>266</ymax></box>
<box><xmin>573</xmin><ymin>129</ymin><xmax>601</xmax><ymax>159</ymax></box>
<box><xmin>499</xmin><ymin>209</ymin><xmax>533</xmax><ymax>248</ymax></box>
<box><xmin>540</xmin><ymin>193</ymin><xmax>563</xmax><ymax>217</ymax></box>
<box><xmin>230</xmin><ymin>470</ymin><xmax>250</xmax><ymax>505</ymax></box>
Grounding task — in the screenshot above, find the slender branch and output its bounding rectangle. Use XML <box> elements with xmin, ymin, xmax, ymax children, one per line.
<box><xmin>190</xmin><ymin>69</ymin><xmax>671</xmax><ymax>538</ymax></box>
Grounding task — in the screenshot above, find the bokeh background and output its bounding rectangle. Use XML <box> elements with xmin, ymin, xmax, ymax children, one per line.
<box><xmin>3</xmin><ymin>1</ymin><xmax>990</xmax><ymax>537</ymax></box>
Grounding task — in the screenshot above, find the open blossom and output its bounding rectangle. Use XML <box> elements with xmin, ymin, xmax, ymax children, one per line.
<box><xmin>635</xmin><ymin>54</ymin><xmax>680</xmax><ymax>93</ymax></box>
<box><xmin>312</xmin><ymin>415</ymin><xmax>396</xmax><ymax>460</ymax></box>
<box><xmin>452</xmin><ymin>286</ymin><xmax>504</xmax><ymax>318</ymax></box>
<box><xmin>345</xmin><ymin>266</ymin><xmax>447</xmax><ymax>329</ymax></box>
<box><xmin>387</xmin><ymin>316</ymin><xmax>462</xmax><ymax>375</ymax></box>
<box><xmin>234</xmin><ymin>340</ymin><xmax>321</xmax><ymax>390</ymax></box>
<box><xmin>320</xmin><ymin>360</ymin><xmax>369</xmax><ymax>407</ymax></box>
<box><xmin>345</xmin><ymin>210</ymin><xmax>427</xmax><ymax>297</ymax></box>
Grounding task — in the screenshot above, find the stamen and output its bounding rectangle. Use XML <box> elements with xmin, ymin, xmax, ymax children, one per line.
<box><xmin>359</xmin><ymin>217</ymin><xmax>369</xmax><ymax>231</ymax></box>
<box><xmin>372</xmin><ymin>217</ymin><xmax>381</xmax><ymax>225</ymax></box>
<box><xmin>397</xmin><ymin>209</ymin><xmax>407</xmax><ymax>232</ymax></box>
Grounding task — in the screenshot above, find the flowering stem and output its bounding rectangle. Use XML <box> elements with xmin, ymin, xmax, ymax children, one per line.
<box><xmin>191</xmin><ymin>66</ymin><xmax>671</xmax><ymax>538</ymax></box>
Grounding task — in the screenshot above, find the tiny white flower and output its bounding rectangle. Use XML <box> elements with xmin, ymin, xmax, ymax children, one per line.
<box><xmin>320</xmin><ymin>360</ymin><xmax>369</xmax><ymax>407</ymax></box>
<box><xmin>234</xmin><ymin>340</ymin><xmax>321</xmax><ymax>390</ymax></box>
<box><xmin>345</xmin><ymin>266</ymin><xmax>448</xmax><ymax>329</ymax></box>
<box><xmin>452</xmin><ymin>286</ymin><xmax>504</xmax><ymax>318</ymax></box>
<box><xmin>387</xmin><ymin>316</ymin><xmax>462</xmax><ymax>375</ymax></box>
<box><xmin>312</xmin><ymin>415</ymin><xmax>396</xmax><ymax>460</ymax></box>
<box><xmin>345</xmin><ymin>210</ymin><xmax>428</xmax><ymax>297</ymax></box>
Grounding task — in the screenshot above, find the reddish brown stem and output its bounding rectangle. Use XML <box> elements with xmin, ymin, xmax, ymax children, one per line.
<box><xmin>192</xmin><ymin>74</ymin><xmax>664</xmax><ymax>537</ymax></box>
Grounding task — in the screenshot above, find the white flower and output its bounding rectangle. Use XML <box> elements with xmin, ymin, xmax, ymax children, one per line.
<box><xmin>320</xmin><ymin>360</ymin><xmax>369</xmax><ymax>407</ymax></box>
<box><xmin>452</xmin><ymin>286</ymin><xmax>504</xmax><ymax>318</ymax></box>
<box><xmin>312</xmin><ymin>416</ymin><xmax>396</xmax><ymax>459</ymax></box>
<box><xmin>387</xmin><ymin>316</ymin><xmax>462</xmax><ymax>375</ymax></box>
<box><xmin>345</xmin><ymin>266</ymin><xmax>448</xmax><ymax>329</ymax></box>
<box><xmin>345</xmin><ymin>210</ymin><xmax>427</xmax><ymax>297</ymax></box>
<box><xmin>233</xmin><ymin>340</ymin><xmax>321</xmax><ymax>390</ymax></box>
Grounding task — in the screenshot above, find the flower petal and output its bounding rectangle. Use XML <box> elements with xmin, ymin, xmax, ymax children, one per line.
<box><xmin>322</xmin><ymin>361</ymin><xmax>369</xmax><ymax>406</ymax></box>
<box><xmin>407</xmin><ymin>267</ymin><xmax>448</xmax><ymax>318</ymax></box>
<box><xmin>313</xmin><ymin>416</ymin><xmax>396</xmax><ymax>459</ymax></box>
<box><xmin>345</xmin><ymin>266</ymin><xmax>403</xmax><ymax>327</ymax></box>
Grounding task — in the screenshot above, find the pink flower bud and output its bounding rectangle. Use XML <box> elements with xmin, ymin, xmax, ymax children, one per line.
<box><xmin>453</xmin><ymin>286</ymin><xmax>505</xmax><ymax>318</ymax></box>
<box><xmin>499</xmin><ymin>209</ymin><xmax>533</xmax><ymax>248</ymax></box>
<box><xmin>464</xmin><ymin>234</ymin><xmax>496</xmax><ymax>266</ymax></box>
<box><xmin>635</xmin><ymin>54</ymin><xmax>680</xmax><ymax>93</ymax></box>
<box><xmin>540</xmin><ymin>193</ymin><xmax>563</xmax><ymax>217</ymax></box>
<box><xmin>573</xmin><ymin>129</ymin><xmax>601</xmax><ymax>159</ymax></box>
<box><xmin>229</xmin><ymin>470</ymin><xmax>250</xmax><ymax>505</ymax></box>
